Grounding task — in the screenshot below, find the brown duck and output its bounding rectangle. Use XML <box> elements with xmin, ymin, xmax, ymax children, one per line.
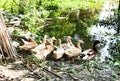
<box><xmin>53</xmin><ymin>38</ymin><xmax>65</xmax><ymax>59</ymax></box>
<box><xmin>19</xmin><ymin>38</ymin><xmax>38</xmax><ymax>51</ymax></box>
<box><xmin>64</xmin><ymin>39</ymin><xmax>84</xmax><ymax>58</ymax></box>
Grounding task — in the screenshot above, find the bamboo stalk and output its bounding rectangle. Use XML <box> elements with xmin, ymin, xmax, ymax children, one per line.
<box><xmin>0</xmin><ymin>12</ymin><xmax>18</xmax><ymax>60</ymax></box>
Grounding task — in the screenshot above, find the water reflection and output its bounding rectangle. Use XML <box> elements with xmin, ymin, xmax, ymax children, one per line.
<box><xmin>72</xmin><ymin>34</ymin><xmax>93</xmax><ymax>51</ymax></box>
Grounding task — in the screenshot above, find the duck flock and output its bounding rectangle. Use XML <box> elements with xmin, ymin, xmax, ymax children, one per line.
<box><xmin>18</xmin><ymin>35</ymin><xmax>100</xmax><ymax>61</ymax></box>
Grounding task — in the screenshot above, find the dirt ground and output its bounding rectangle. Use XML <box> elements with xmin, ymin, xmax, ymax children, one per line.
<box><xmin>0</xmin><ymin>58</ymin><xmax>119</xmax><ymax>81</ymax></box>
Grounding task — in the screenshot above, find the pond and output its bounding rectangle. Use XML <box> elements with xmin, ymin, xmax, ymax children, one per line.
<box><xmin>43</xmin><ymin>0</ymin><xmax>119</xmax><ymax>62</ymax></box>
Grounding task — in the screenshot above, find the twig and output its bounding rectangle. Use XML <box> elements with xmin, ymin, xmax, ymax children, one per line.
<box><xmin>21</xmin><ymin>61</ymin><xmax>42</xmax><ymax>78</ymax></box>
<box><xmin>21</xmin><ymin>60</ymin><xmax>62</xmax><ymax>79</ymax></box>
<box><xmin>42</xmin><ymin>67</ymin><xmax>63</xmax><ymax>79</ymax></box>
<box><xmin>46</xmin><ymin>17</ymin><xmax>66</xmax><ymax>21</ymax></box>
<box><xmin>64</xmin><ymin>72</ymin><xmax>78</xmax><ymax>81</ymax></box>
<box><xmin>25</xmin><ymin>65</ymin><xmax>42</xmax><ymax>78</ymax></box>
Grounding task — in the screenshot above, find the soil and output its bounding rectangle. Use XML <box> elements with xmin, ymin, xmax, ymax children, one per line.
<box><xmin>0</xmin><ymin>58</ymin><xmax>119</xmax><ymax>81</ymax></box>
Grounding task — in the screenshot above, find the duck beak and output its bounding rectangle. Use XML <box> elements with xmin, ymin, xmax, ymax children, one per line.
<box><xmin>70</xmin><ymin>37</ymin><xmax>73</xmax><ymax>39</ymax></box>
<box><xmin>82</xmin><ymin>41</ymin><xmax>85</xmax><ymax>44</ymax></box>
<box><xmin>55</xmin><ymin>38</ymin><xmax>57</xmax><ymax>41</ymax></box>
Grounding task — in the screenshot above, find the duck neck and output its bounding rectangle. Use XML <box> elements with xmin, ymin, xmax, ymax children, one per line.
<box><xmin>77</xmin><ymin>43</ymin><xmax>82</xmax><ymax>50</ymax></box>
<box><xmin>58</xmin><ymin>39</ymin><xmax>61</xmax><ymax>47</ymax></box>
<box><xmin>43</xmin><ymin>36</ymin><xmax>47</xmax><ymax>44</ymax></box>
<box><xmin>68</xmin><ymin>39</ymin><xmax>73</xmax><ymax>46</ymax></box>
<box><xmin>92</xmin><ymin>44</ymin><xmax>98</xmax><ymax>52</ymax></box>
<box><xmin>49</xmin><ymin>37</ymin><xmax>56</xmax><ymax>45</ymax></box>
<box><xmin>49</xmin><ymin>39</ymin><xmax>53</xmax><ymax>45</ymax></box>
<box><xmin>30</xmin><ymin>39</ymin><xmax>37</xmax><ymax>44</ymax></box>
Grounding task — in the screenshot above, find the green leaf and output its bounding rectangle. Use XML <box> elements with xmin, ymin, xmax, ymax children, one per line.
<box><xmin>114</xmin><ymin>62</ymin><xmax>120</xmax><ymax>66</ymax></box>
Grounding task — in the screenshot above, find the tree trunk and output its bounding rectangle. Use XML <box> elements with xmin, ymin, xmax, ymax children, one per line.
<box><xmin>117</xmin><ymin>0</ymin><xmax>120</xmax><ymax>33</ymax></box>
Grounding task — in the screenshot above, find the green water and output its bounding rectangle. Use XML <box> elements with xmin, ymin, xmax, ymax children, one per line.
<box><xmin>43</xmin><ymin>19</ymin><xmax>94</xmax><ymax>50</ymax></box>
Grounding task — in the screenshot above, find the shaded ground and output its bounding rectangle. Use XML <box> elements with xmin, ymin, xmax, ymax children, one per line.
<box><xmin>0</xmin><ymin>58</ymin><xmax>119</xmax><ymax>81</ymax></box>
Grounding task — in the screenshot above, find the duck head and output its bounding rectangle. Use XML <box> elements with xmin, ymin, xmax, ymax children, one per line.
<box><xmin>93</xmin><ymin>40</ymin><xmax>100</xmax><ymax>46</ymax></box>
<box><xmin>78</xmin><ymin>39</ymin><xmax>85</xmax><ymax>44</ymax></box>
<box><xmin>66</xmin><ymin>36</ymin><xmax>73</xmax><ymax>46</ymax></box>
<box><xmin>27</xmin><ymin>38</ymin><xmax>36</xmax><ymax>42</ymax></box>
<box><xmin>92</xmin><ymin>40</ymin><xmax>100</xmax><ymax>52</ymax></box>
<box><xmin>51</xmin><ymin>36</ymin><xmax>57</xmax><ymax>41</ymax></box>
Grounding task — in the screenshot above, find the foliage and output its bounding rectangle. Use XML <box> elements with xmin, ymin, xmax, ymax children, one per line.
<box><xmin>43</xmin><ymin>19</ymin><xmax>76</xmax><ymax>38</ymax></box>
<box><xmin>0</xmin><ymin>0</ymin><xmax>104</xmax><ymax>33</ymax></box>
<box><xmin>0</xmin><ymin>0</ymin><xmax>107</xmax><ymax>51</ymax></box>
<box><xmin>114</xmin><ymin>59</ymin><xmax>120</xmax><ymax>66</ymax></box>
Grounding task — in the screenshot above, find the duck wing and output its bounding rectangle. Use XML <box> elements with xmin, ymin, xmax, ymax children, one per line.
<box><xmin>82</xmin><ymin>49</ymin><xmax>93</xmax><ymax>55</ymax></box>
<box><xmin>64</xmin><ymin>47</ymin><xmax>81</xmax><ymax>58</ymax></box>
<box><xmin>31</xmin><ymin>43</ymin><xmax>46</xmax><ymax>53</ymax></box>
<box><xmin>53</xmin><ymin>47</ymin><xmax>64</xmax><ymax>59</ymax></box>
